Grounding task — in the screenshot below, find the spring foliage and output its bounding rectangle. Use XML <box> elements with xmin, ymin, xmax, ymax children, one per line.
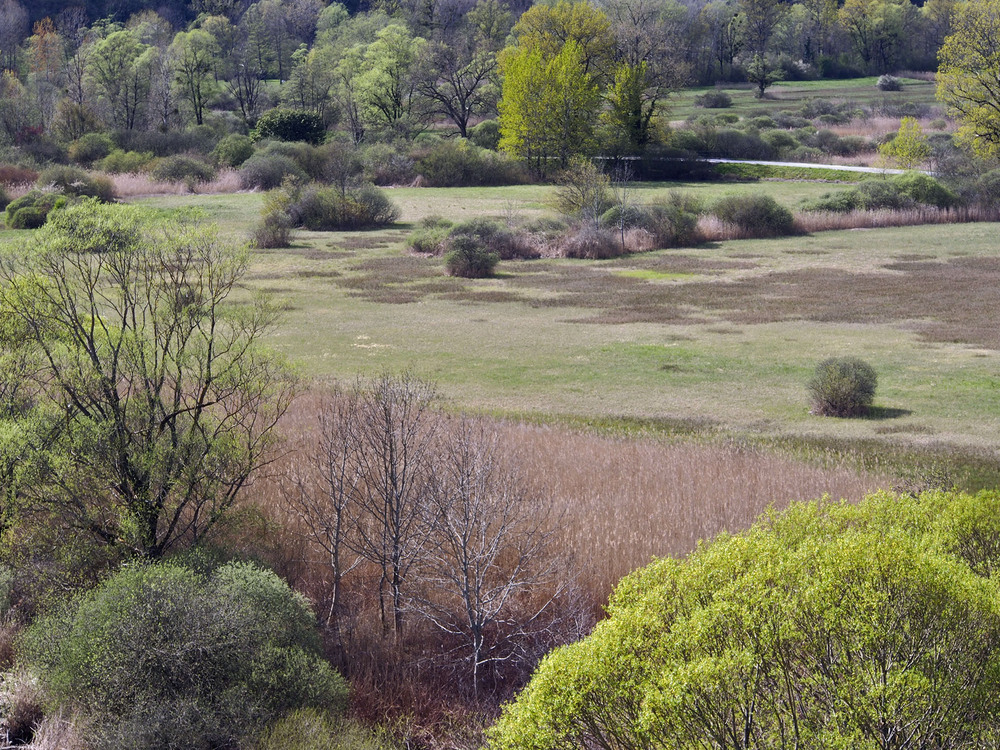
<box><xmin>489</xmin><ymin>489</ymin><xmax>1000</xmax><ymax>750</ymax></box>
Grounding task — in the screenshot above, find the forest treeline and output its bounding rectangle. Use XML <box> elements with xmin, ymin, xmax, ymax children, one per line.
<box><xmin>0</xmin><ymin>0</ymin><xmax>958</xmax><ymax>169</ymax></box>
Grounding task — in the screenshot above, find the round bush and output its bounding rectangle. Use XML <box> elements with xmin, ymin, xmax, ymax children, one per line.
<box><xmin>213</xmin><ymin>134</ymin><xmax>255</xmax><ymax>168</ymax></box>
<box><xmin>445</xmin><ymin>236</ymin><xmax>500</xmax><ymax>278</ymax></box>
<box><xmin>469</xmin><ymin>119</ymin><xmax>501</xmax><ymax>151</ymax></box>
<box><xmin>892</xmin><ymin>171</ymin><xmax>957</xmax><ymax>208</ymax></box>
<box><xmin>21</xmin><ymin>560</ymin><xmax>347</xmax><ymax>750</ymax></box>
<box><xmin>4</xmin><ymin>191</ymin><xmax>67</xmax><ymax>228</ymax></box>
<box><xmin>36</xmin><ymin>166</ymin><xmax>115</xmax><ymax>202</ymax></box>
<box><xmin>710</xmin><ymin>193</ymin><xmax>795</xmax><ymax>237</ymax></box>
<box><xmin>68</xmin><ymin>133</ymin><xmax>115</xmax><ymax>165</ymax></box>
<box><xmin>448</xmin><ymin>217</ymin><xmax>536</xmax><ymax>260</ymax></box>
<box><xmin>149</xmin><ymin>155</ymin><xmax>216</xmax><ymax>184</ymax></box>
<box><xmin>695</xmin><ymin>90</ymin><xmax>732</xmax><ymax>108</ymax></box>
<box><xmin>252</xmin><ymin>108</ymin><xmax>326</xmax><ymax>145</ymax></box>
<box><xmin>238</xmin><ymin>153</ymin><xmax>308</xmax><ymax>190</ymax></box>
<box><xmin>98</xmin><ymin>149</ymin><xmax>154</xmax><ymax>174</ymax></box>
<box><xmin>876</xmin><ymin>74</ymin><xmax>902</xmax><ymax>91</ymax></box>
<box><xmin>808</xmin><ymin>357</ymin><xmax>878</xmax><ymax>417</ymax></box>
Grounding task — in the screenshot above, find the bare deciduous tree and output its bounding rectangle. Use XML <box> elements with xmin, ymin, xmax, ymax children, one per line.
<box><xmin>347</xmin><ymin>373</ymin><xmax>437</xmax><ymax>640</ymax></box>
<box><xmin>415</xmin><ymin>417</ymin><xmax>564</xmax><ymax>699</ymax></box>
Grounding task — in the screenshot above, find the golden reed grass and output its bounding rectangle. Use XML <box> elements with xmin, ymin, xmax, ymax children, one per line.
<box><xmin>108</xmin><ymin>168</ymin><xmax>243</xmax><ymax>198</ymax></box>
<box><xmin>249</xmin><ymin>394</ymin><xmax>894</xmax><ymax>612</ymax></box>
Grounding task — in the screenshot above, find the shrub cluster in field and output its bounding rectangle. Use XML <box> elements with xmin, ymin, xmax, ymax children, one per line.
<box><xmin>802</xmin><ymin>172</ymin><xmax>958</xmax><ymax>212</ymax></box>
<box><xmin>674</xmin><ymin>96</ymin><xmax>939</xmax><ymax>163</ymax></box>
<box><xmin>3</xmin><ymin>166</ymin><xmax>117</xmax><ymax>229</ymax></box>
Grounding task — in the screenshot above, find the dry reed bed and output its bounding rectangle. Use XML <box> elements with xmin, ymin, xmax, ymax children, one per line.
<box><xmin>509</xmin><ymin>424</ymin><xmax>893</xmax><ymax>604</ymax></box>
<box><xmin>699</xmin><ymin>205</ymin><xmax>1000</xmax><ymax>242</ymax></box>
<box><xmin>108</xmin><ymin>168</ymin><xmax>242</xmax><ymax>198</ymax></box>
<box><xmin>252</xmin><ymin>398</ymin><xmax>894</xmax><ymax>610</ymax></box>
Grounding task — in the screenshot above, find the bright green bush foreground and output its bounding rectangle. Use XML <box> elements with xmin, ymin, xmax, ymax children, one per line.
<box><xmin>489</xmin><ymin>490</ymin><xmax>1000</xmax><ymax>750</ymax></box>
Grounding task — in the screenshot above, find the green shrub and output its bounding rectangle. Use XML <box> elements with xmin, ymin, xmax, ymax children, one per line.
<box><xmin>856</xmin><ymin>179</ymin><xmax>917</xmax><ymax>210</ymax></box>
<box><xmin>239</xmin><ymin>153</ymin><xmax>308</xmax><ymax>190</ymax></box>
<box><xmin>710</xmin><ymin>193</ymin><xmax>794</xmax><ymax>237</ymax></box>
<box><xmin>892</xmin><ymin>171</ymin><xmax>957</xmax><ymax>208</ymax></box>
<box><xmin>251</xmin><ymin>190</ymin><xmax>295</xmax><ymax>248</ymax></box>
<box><xmin>876</xmin><ymin>74</ymin><xmax>902</xmax><ymax>91</ymax></box>
<box><xmin>407</xmin><ymin>218</ymin><xmax>452</xmax><ymax>254</ymax></box>
<box><xmin>469</xmin><ymin>119</ymin><xmax>501</xmax><ymax>150</ymax></box>
<box><xmin>21</xmin><ymin>560</ymin><xmax>347</xmax><ymax>750</ymax></box>
<box><xmin>4</xmin><ymin>191</ymin><xmax>67</xmax><ymax>228</ymax></box>
<box><xmin>252</xmin><ymin>108</ymin><xmax>326</xmax><ymax>145</ymax></box>
<box><xmin>9</xmin><ymin>206</ymin><xmax>48</xmax><ymax>229</ymax></box>
<box><xmin>808</xmin><ymin>357</ymin><xmax>878</xmax><ymax>417</ymax></box>
<box><xmin>447</xmin><ymin>217</ymin><xmax>537</xmax><ymax>260</ymax></box>
<box><xmin>644</xmin><ymin>192</ymin><xmax>703</xmax><ymax>247</ymax></box>
<box><xmin>361</xmin><ymin>143</ymin><xmax>416</xmax><ymax>185</ymax></box>
<box><xmin>149</xmin><ymin>155</ymin><xmax>216</xmax><ymax>184</ymax></box>
<box><xmin>695</xmin><ymin>90</ymin><xmax>732</xmax><ymax>108</ymax></box>
<box><xmin>554</xmin><ymin>159</ymin><xmax>612</xmax><ymax>220</ymax></box>
<box><xmin>68</xmin><ymin>133</ymin><xmax>114</xmax><ymax>165</ymax></box>
<box><xmin>415</xmin><ymin>139</ymin><xmax>527</xmax><ymax>187</ymax></box>
<box><xmin>98</xmin><ymin>149</ymin><xmax>154</xmax><ymax>173</ymax></box>
<box><xmin>289</xmin><ymin>184</ymin><xmax>400</xmax><ymax>231</ymax></box>
<box><xmin>445</xmin><ymin>235</ymin><xmax>500</xmax><ymax>278</ymax></box>
<box><xmin>213</xmin><ymin>134</ymin><xmax>255</xmax><ymax>168</ymax></box>
<box><xmin>36</xmin><ymin>166</ymin><xmax>115</xmax><ymax>202</ymax></box>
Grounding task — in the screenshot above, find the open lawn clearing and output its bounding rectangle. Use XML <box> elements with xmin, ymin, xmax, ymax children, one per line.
<box><xmin>670</xmin><ymin>76</ymin><xmax>940</xmax><ymax>120</ymax></box>
<box><xmin>128</xmin><ymin>194</ymin><xmax>1000</xmax><ymax>454</ymax></box>
<box><xmin>161</xmin><ymin>200</ymin><xmax>1000</xmax><ymax>455</ymax></box>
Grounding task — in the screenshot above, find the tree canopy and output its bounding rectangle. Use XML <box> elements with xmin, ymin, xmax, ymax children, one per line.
<box><xmin>489</xmin><ymin>489</ymin><xmax>1000</xmax><ymax>750</ymax></box>
<box><xmin>0</xmin><ymin>201</ymin><xmax>295</xmax><ymax>559</ymax></box>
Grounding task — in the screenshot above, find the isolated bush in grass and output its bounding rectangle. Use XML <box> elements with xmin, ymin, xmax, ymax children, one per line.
<box><xmin>876</xmin><ymin>73</ymin><xmax>902</xmax><ymax>91</ymax></box>
<box><xmin>710</xmin><ymin>193</ymin><xmax>794</xmax><ymax>237</ymax></box>
<box><xmin>808</xmin><ymin>356</ymin><xmax>878</xmax><ymax>417</ymax></box>
<box><xmin>239</xmin><ymin>153</ymin><xmax>308</xmax><ymax>190</ymax></box>
<box><xmin>21</xmin><ymin>560</ymin><xmax>347</xmax><ymax>750</ymax></box>
<box><xmin>488</xmin><ymin>490</ymin><xmax>1000</xmax><ymax>750</ymax></box>
<box><xmin>694</xmin><ymin>90</ymin><xmax>732</xmax><ymax>108</ymax></box>
<box><xmin>445</xmin><ymin>235</ymin><xmax>500</xmax><ymax>277</ymax></box>
<box><xmin>288</xmin><ymin>184</ymin><xmax>400</xmax><ymax>231</ymax></box>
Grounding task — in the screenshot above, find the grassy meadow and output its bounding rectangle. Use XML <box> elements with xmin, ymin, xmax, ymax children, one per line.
<box><xmin>138</xmin><ymin>187</ymin><xmax>1000</xmax><ymax>461</ymax></box>
<box><xmin>670</xmin><ymin>75</ymin><xmax>941</xmax><ymax>120</ymax></box>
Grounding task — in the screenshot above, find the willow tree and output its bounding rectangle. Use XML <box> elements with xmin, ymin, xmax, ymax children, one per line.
<box><xmin>0</xmin><ymin>202</ymin><xmax>295</xmax><ymax>558</ymax></box>
<box><xmin>498</xmin><ymin>40</ymin><xmax>601</xmax><ymax>176</ymax></box>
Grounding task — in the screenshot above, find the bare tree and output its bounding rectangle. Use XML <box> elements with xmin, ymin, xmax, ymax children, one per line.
<box><xmin>0</xmin><ymin>0</ymin><xmax>27</xmax><ymax>73</ymax></box>
<box><xmin>280</xmin><ymin>390</ymin><xmax>365</xmax><ymax>646</ymax></box>
<box><xmin>347</xmin><ymin>373</ymin><xmax>437</xmax><ymax>640</ymax></box>
<box><xmin>414</xmin><ymin>417</ymin><xmax>564</xmax><ymax>700</ymax></box>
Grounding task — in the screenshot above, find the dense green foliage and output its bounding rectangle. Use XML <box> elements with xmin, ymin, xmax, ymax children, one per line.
<box><xmin>446</xmin><ymin>235</ymin><xmax>501</xmax><ymax>277</ymax></box>
<box><xmin>710</xmin><ymin>192</ymin><xmax>795</xmax><ymax>236</ymax></box>
<box><xmin>21</xmin><ymin>560</ymin><xmax>347</xmax><ymax>750</ymax></box>
<box><xmin>489</xmin><ymin>489</ymin><xmax>1000</xmax><ymax>750</ymax></box>
<box><xmin>809</xmin><ymin>357</ymin><xmax>878</xmax><ymax>417</ymax></box>
<box><xmin>0</xmin><ymin>202</ymin><xmax>294</xmax><ymax>558</ymax></box>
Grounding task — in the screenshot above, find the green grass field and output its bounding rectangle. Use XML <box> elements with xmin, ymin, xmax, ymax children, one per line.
<box><xmin>670</xmin><ymin>76</ymin><xmax>940</xmax><ymax>120</ymax></box>
<box><xmin>133</xmin><ymin>187</ymin><xmax>1000</xmax><ymax>471</ymax></box>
